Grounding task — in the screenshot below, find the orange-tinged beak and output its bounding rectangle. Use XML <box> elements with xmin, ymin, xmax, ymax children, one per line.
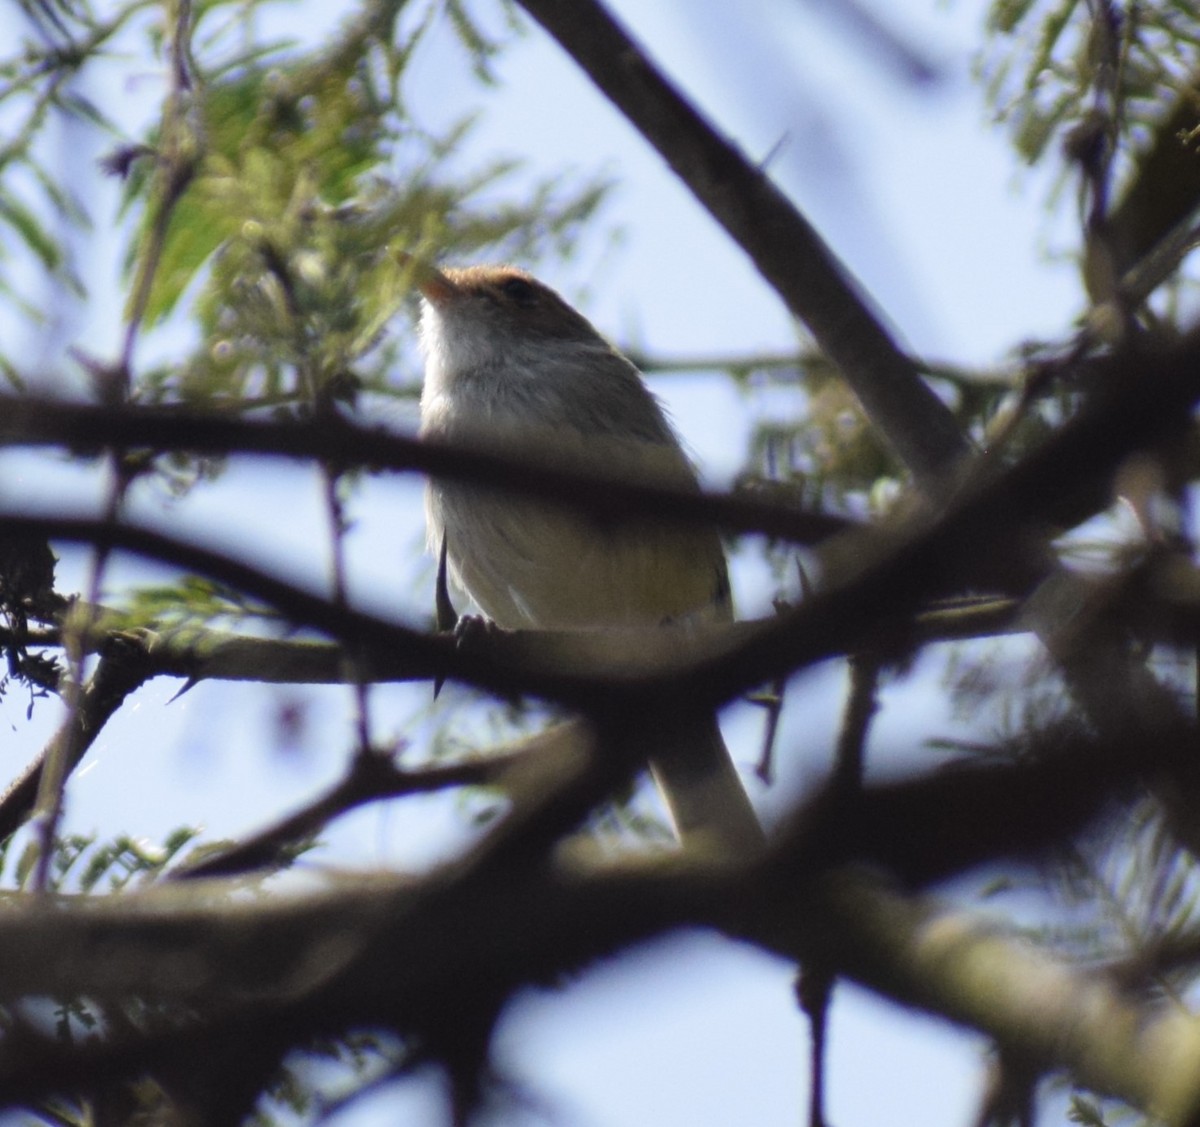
<box><xmin>399</xmin><ymin>253</ymin><xmax>460</xmax><ymax>304</ymax></box>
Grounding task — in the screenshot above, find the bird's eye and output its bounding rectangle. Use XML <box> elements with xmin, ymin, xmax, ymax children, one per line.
<box><xmin>499</xmin><ymin>277</ymin><xmax>537</xmax><ymax>307</ymax></box>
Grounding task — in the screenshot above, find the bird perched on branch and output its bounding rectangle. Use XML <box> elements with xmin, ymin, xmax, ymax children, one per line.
<box><xmin>416</xmin><ymin>261</ymin><xmax>761</xmax><ymax>851</ymax></box>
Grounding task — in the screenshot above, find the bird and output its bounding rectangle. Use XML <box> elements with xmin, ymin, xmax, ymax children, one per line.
<box><xmin>416</xmin><ymin>262</ymin><xmax>762</xmax><ymax>851</ymax></box>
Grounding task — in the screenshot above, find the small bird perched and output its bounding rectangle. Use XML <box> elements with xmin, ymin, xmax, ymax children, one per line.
<box><xmin>416</xmin><ymin>262</ymin><xmax>761</xmax><ymax>851</ymax></box>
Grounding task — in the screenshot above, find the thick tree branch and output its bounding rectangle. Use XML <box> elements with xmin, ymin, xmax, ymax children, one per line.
<box><xmin>0</xmin><ymin>718</ymin><xmax>1197</xmax><ymax>1119</ymax></box>
<box><xmin>7</xmin><ymin>869</ymin><xmax>1199</xmax><ymax>1121</ymax></box>
<box><xmin>64</xmin><ymin>597</ymin><xmax>1030</xmax><ymax>687</ymax></box>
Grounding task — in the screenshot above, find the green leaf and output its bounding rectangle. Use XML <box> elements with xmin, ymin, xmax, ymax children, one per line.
<box><xmin>0</xmin><ymin>190</ymin><xmax>61</xmax><ymax>270</ymax></box>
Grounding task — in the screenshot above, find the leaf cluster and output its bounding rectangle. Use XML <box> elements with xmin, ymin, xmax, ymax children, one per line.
<box><xmin>118</xmin><ymin>0</ymin><xmax>611</xmax><ymax>423</ymax></box>
<box><xmin>980</xmin><ymin>0</ymin><xmax>1200</xmax><ymax>169</ymax></box>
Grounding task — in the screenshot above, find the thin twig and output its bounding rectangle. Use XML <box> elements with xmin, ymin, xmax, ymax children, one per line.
<box><xmin>629</xmin><ymin>347</ymin><xmax>1017</xmax><ymax>390</ymax></box>
<box><xmin>798</xmin><ymin>650</ymin><xmax>882</xmax><ymax>1127</ymax></box>
<box><xmin>117</xmin><ymin>0</ymin><xmax>198</xmax><ymax>383</ymax></box>
<box><xmin>1</xmin><ymin>633</ymin><xmax>156</xmax><ymax>844</ymax></box>
<box><xmin>832</xmin><ymin>653</ymin><xmax>882</xmax><ymax>798</ymax></box>
<box><xmin>171</xmin><ymin>744</ymin><xmax>531</xmax><ymax>880</ymax></box>
<box><xmin>322</xmin><ymin>464</ymin><xmax>374</xmax><ymax>757</ymax></box>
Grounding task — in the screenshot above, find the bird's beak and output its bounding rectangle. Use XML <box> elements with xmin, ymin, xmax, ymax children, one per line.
<box><xmin>400</xmin><ymin>253</ymin><xmax>459</xmax><ymax>304</ymax></box>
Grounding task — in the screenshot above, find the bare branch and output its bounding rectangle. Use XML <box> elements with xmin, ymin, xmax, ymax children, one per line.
<box><xmin>171</xmin><ymin>738</ymin><xmax>543</xmax><ymax>881</ymax></box>
<box><xmin>0</xmin><ymin>394</ymin><xmax>852</xmax><ymax>544</ymax></box>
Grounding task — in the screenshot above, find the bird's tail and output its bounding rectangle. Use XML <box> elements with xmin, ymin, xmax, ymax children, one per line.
<box><xmin>649</xmin><ymin>715</ymin><xmax>763</xmax><ymax>853</ymax></box>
